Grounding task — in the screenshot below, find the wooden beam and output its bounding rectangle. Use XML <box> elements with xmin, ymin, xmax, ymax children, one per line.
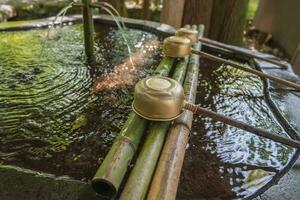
<box><xmin>160</xmin><ymin>0</ymin><xmax>185</xmax><ymax>28</ymax></box>
<box><xmin>143</xmin><ymin>0</ymin><xmax>150</xmax><ymax>20</ymax></box>
<box><xmin>209</xmin><ymin>0</ymin><xmax>249</xmax><ymax>46</ymax></box>
<box><xmin>182</xmin><ymin>0</ymin><xmax>213</xmax><ymax>37</ymax></box>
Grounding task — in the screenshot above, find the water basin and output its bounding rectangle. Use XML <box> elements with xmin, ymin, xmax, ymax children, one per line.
<box><xmin>0</xmin><ymin>16</ymin><xmax>299</xmax><ymax>200</ymax></box>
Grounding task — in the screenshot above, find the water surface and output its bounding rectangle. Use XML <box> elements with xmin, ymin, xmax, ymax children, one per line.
<box><xmin>0</xmin><ymin>24</ymin><xmax>161</xmax><ymax>180</ymax></box>
<box><xmin>177</xmin><ymin>59</ymin><xmax>295</xmax><ymax>199</ymax></box>
<box><xmin>0</xmin><ymin>24</ymin><xmax>296</xmax><ymax>199</ymax></box>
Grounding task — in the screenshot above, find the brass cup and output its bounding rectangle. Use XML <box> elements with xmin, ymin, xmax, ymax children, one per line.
<box><xmin>163</xmin><ymin>36</ymin><xmax>192</xmax><ymax>58</ymax></box>
<box><xmin>132</xmin><ymin>76</ymin><xmax>185</xmax><ymax>121</ymax></box>
<box><xmin>175</xmin><ymin>28</ymin><xmax>198</xmax><ymax>44</ymax></box>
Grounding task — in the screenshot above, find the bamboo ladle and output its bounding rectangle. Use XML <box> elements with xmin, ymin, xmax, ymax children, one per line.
<box><xmin>132</xmin><ymin>76</ymin><xmax>300</xmax><ymax>149</ymax></box>
<box><xmin>163</xmin><ymin>36</ymin><xmax>300</xmax><ymax>91</ymax></box>
<box><xmin>176</xmin><ymin>28</ymin><xmax>289</xmax><ymax>69</ymax></box>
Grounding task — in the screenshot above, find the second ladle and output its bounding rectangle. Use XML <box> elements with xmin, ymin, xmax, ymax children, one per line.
<box><xmin>163</xmin><ymin>36</ymin><xmax>300</xmax><ymax>91</ymax></box>
<box><xmin>133</xmin><ymin>76</ymin><xmax>300</xmax><ymax>149</ymax></box>
<box><xmin>176</xmin><ymin>27</ymin><xmax>289</xmax><ymax>69</ymax></box>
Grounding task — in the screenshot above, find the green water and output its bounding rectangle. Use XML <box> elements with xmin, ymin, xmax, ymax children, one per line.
<box><xmin>0</xmin><ymin>24</ymin><xmax>160</xmax><ymax>180</ymax></box>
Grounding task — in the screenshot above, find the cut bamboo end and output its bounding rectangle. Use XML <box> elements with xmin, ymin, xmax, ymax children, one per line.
<box><xmin>91</xmin><ymin>178</ymin><xmax>117</xmax><ymax>197</ymax></box>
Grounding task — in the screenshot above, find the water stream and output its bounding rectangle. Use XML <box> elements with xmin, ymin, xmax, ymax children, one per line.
<box><xmin>98</xmin><ymin>3</ymin><xmax>134</xmax><ymax>65</ymax></box>
<box><xmin>38</xmin><ymin>4</ymin><xmax>73</xmax><ymax>64</ymax></box>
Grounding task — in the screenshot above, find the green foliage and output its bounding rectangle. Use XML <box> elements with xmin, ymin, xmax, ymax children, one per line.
<box><xmin>247</xmin><ymin>0</ymin><xmax>260</xmax><ymax>19</ymax></box>
<box><xmin>7</xmin><ymin>0</ymin><xmax>79</xmax><ymax>20</ymax></box>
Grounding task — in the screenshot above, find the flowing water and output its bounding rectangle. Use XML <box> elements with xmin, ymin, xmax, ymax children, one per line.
<box><xmin>177</xmin><ymin>59</ymin><xmax>296</xmax><ymax>199</ymax></box>
<box><xmin>0</xmin><ymin>23</ymin><xmax>297</xmax><ymax>199</ymax></box>
<box><xmin>98</xmin><ymin>3</ymin><xmax>134</xmax><ymax>65</ymax></box>
<box><xmin>38</xmin><ymin>4</ymin><xmax>73</xmax><ymax>63</ymax></box>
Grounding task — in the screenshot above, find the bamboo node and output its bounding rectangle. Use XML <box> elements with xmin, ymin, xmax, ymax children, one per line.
<box><xmin>118</xmin><ymin>136</ymin><xmax>137</xmax><ymax>153</ymax></box>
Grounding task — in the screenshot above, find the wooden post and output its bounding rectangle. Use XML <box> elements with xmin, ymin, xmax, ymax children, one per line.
<box><xmin>160</xmin><ymin>0</ymin><xmax>185</xmax><ymax>28</ymax></box>
<box><xmin>209</xmin><ymin>0</ymin><xmax>249</xmax><ymax>45</ymax></box>
<box><xmin>182</xmin><ymin>0</ymin><xmax>213</xmax><ymax>37</ymax></box>
<box><xmin>82</xmin><ymin>0</ymin><xmax>96</xmax><ymax>64</ymax></box>
<box><xmin>143</xmin><ymin>0</ymin><xmax>150</xmax><ymax>20</ymax></box>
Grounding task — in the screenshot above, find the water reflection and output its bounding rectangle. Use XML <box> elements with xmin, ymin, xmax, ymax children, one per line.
<box><xmin>0</xmin><ymin>24</ymin><xmax>161</xmax><ymax>180</ymax></box>
<box><xmin>91</xmin><ymin>40</ymin><xmax>160</xmax><ymax>92</ymax></box>
<box><xmin>177</xmin><ymin>59</ymin><xmax>295</xmax><ymax>199</ymax></box>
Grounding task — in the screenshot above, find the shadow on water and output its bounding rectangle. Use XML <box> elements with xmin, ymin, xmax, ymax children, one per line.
<box><xmin>0</xmin><ymin>24</ymin><xmax>161</xmax><ymax>181</ymax></box>
<box><xmin>177</xmin><ymin>59</ymin><xmax>295</xmax><ymax>199</ymax></box>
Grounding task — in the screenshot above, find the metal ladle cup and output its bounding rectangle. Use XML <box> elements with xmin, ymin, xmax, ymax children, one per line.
<box><xmin>132</xmin><ymin>76</ymin><xmax>300</xmax><ymax>150</ymax></box>
<box><xmin>162</xmin><ymin>36</ymin><xmax>300</xmax><ymax>90</ymax></box>
<box><xmin>132</xmin><ymin>76</ymin><xmax>185</xmax><ymax>121</ymax></box>
<box><xmin>175</xmin><ymin>28</ymin><xmax>198</xmax><ymax>44</ymax></box>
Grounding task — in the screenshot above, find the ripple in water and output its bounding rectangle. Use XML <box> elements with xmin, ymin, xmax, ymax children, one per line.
<box><xmin>177</xmin><ymin>59</ymin><xmax>296</xmax><ymax>199</ymax></box>
<box><xmin>0</xmin><ymin>24</ymin><xmax>161</xmax><ymax>180</ymax></box>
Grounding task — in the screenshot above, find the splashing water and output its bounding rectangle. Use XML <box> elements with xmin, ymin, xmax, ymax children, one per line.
<box><xmin>38</xmin><ymin>3</ymin><xmax>73</xmax><ymax>63</ymax></box>
<box><xmin>95</xmin><ymin>2</ymin><xmax>134</xmax><ymax>66</ymax></box>
<box><xmin>98</xmin><ymin>2</ymin><xmax>127</xmax><ymax>29</ymax></box>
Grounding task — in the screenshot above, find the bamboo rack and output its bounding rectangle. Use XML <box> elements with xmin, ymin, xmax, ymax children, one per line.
<box><xmin>91</xmin><ymin>57</ymin><xmax>175</xmax><ymax>197</ymax></box>
<box><xmin>119</xmin><ymin>57</ymin><xmax>190</xmax><ymax>200</ymax></box>
<box><xmin>147</xmin><ymin>24</ymin><xmax>204</xmax><ymax>200</ymax></box>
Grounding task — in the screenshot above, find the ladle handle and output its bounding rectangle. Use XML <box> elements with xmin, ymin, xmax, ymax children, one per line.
<box><xmin>197</xmin><ymin>37</ymin><xmax>288</xmax><ymax>69</ymax></box>
<box><xmin>183</xmin><ymin>101</ymin><xmax>300</xmax><ymax>149</ymax></box>
<box><xmin>191</xmin><ymin>49</ymin><xmax>300</xmax><ymax>91</ymax></box>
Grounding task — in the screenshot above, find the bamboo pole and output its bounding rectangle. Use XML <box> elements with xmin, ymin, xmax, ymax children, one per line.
<box><xmin>119</xmin><ymin>56</ymin><xmax>189</xmax><ymax>200</ymax></box>
<box><xmin>147</xmin><ymin>25</ymin><xmax>204</xmax><ymax>200</ymax></box>
<box><xmin>91</xmin><ymin>57</ymin><xmax>175</xmax><ymax>197</ymax></box>
<box><xmin>198</xmin><ymin>37</ymin><xmax>288</xmax><ymax>69</ymax></box>
<box><xmin>191</xmin><ymin>49</ymin><xmax>300</xmax><ymax>90</ymax></box>
<box><xmin>82</xmin><ymin>0</ymin><xmax>96</xmax><ymax>65</ymax></box>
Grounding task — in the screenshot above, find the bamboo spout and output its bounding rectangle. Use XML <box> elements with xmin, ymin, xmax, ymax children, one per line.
<box><xmin>82</xmin><ymin>0</ymin><xmax>96</xmax><ymax>64</ymax></box>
